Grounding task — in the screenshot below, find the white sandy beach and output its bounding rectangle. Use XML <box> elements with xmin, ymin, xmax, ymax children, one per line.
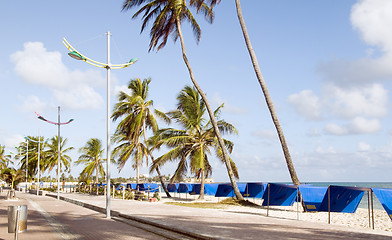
<box><xmin>162</xmin><ymin>193</ymin><xmax>392</xmax><ymax>233</ymax></box>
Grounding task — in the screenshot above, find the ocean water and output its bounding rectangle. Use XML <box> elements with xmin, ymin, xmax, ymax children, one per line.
<box><xmin>301</xmin><ymin>182</ymin><xmax>392</xmax><ymax>210</ymax></box>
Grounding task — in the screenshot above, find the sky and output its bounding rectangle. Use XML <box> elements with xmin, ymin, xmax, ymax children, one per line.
<box><xmin>1</xmin><ymin>0</ymin><xmax>392</xmax><ymax>183</ymax></box>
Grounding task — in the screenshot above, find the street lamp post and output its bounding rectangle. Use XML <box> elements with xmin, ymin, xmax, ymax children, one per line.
<box><xmin>25</xmin><ymin>135</ymin><xmax>43</xmax><ymax>196</ymax></box>
<box><xmin>63</xmin><ymin>32</ymin><xmax>137</xmax><ymax>219</ymax></box>
<box><xmin>26</xmin><ymin>139</ymin><xmax>28</xmax><ymax>192</ymax></box>
<box><xmin>36</xmin><ymin>107</ymin><xmax>73</xmax><ymax>200</ymax></box>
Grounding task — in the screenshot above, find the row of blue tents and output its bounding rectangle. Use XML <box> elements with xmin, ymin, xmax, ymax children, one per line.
<box><xmin>164</xmin><ymin>182</ymin><xmax>392</xmax><ymax>220</ymax></box>
<box><xmin>112</xmin><ymin>182</ymin><xmax>391</xmax><ymax>221</ymax></box>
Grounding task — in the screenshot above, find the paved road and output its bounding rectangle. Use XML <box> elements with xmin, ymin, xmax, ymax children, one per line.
<box><xmin>1</xmin><ymin>191</ymin><xmax>392</xmax><ymax>239</ymax></box>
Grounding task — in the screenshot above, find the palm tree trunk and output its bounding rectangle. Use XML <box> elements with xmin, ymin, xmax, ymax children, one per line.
<box><xmin>234</xmin><ymin>0</ymin><xmax>300</xmax><ymax>185</ymax></box>
<box><xmin>96</xmin><ymin>163</ymin><xmax>99</xmax><ymax>195</ymax></box>
<box><xmin>142</xmin><ymin>120</ymin><xmax>171</xmax><ymax>197</ymax></box>
<box><xmin>198</xmin><ymin>169</ymin><xmax>205</xmax><ymax>200</ymax></box>
<box><xmin>176</xmin><ymin>19</ymin><xmax>244</xmax><ymax>201</ymax></box>
<box><xmin>136</xmin><ymin>164</ymin><xmax>140</xmax><ymax>184</ymax></box>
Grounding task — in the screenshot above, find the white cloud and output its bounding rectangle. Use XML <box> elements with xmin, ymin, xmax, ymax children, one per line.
<box><xmin>11</xmin><ymin>42</ymin><xmax>70</xmax><ymax>88</ymax></box>
<box><xmin>358</xmin><ymin>141</ymin><xmax>371</xmax><ymax>151</ymax></box>
<box><xmin>290</xmin><ymin>1</ymin><xmax>392</xmax><ymax>136</ymax></box>
<box><xmin>351</xmin><ymin>0</ymin><xmax>392</xmax><ymax>53</ymax></box>
<box><xmin>53</xmin><ymin>84</ymin><xmax>103</xmax><ymax>109</ymax></box>
<box><xmin>10</xmin><ymin>42</ymin><xmax>105</xmax><ymax>110</ymax></box>
<box><xmin>317</xmin><ymin>0</ymin><xmax>392</xmax><ymax>87</ymax></box>
<box><xmin>324</xmin><ymin>117</ymin><xmax>381</xmax><ymax>135</ymax></box>
<box><xmin>287</xmin><ymin>90</ymin><xmax>321</xmax><ymax>121</ymax></box>
<box><xmin>324</xmin><ymin>123</ymin><xmax>348</xmax><ymax>135</ymax></box>
<box><xmin>19</xmin><ymin>95</ymin><xmax>48</xmax><ymax>113</ymax></box>
<box><xmin>324</xmin><ymin>83</ymin><xmax>388</xmax><ymax>119</ymax></box>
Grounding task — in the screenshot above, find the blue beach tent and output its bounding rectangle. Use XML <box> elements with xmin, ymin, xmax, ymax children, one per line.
<box><xmin>262</xmin><ymin>183</ymin><xmax>298</xmax><ymax>206</ymax></box>
<box><xmin>372</xmin><ymin>188</ymin><xmax>392</xmax><ymax>221</ymax></box>
<box><xmin>205</xmin><ymin>183</ymin><xmax>220</xmax><ymax>195</ymax></box>
<box><xmin>215</xmin><ymin>183</ymin><xmax>247</xmax><ymax>197</ymax></box>
<box><xmin>191</xmin><ymin>183</ymin><xmax>220</xmax><ymax>195</ymax></box>
<box><xmin>244</xmin><ymin>182</ymin><xmax>267</xmax><ymax>198</ymax></box>
<box><xmin>318</xmin><ymin>185</ymin><xmax>366</xmax><ymax>213</ymax></box>
<box><xmin>299</xmin><ymin>186</ymin><xmax>328</xmax><ymax>211</ymax></box>
<box><xmin>137</xmin><ymin>183</ymin><xmax>159</xmax><ymax>192</ymax></box>
<box><xmin>178</xmin><ymin>183</ymin><xmax>193</xmax><ymax>193</ymax></box>
<box><xmin>167</xmin><ymin>183</ymin><xmax>179</xmax><ymax>192</ymax></box>
<box><xmin>126</xmin><ymin>183</ymin><xmax>137</xmax><ymax>190</ymax></box>
<box><xmin>190</xmin><ymin>184</ymin><xmax>200</xmax><ymax>195</ymax></box>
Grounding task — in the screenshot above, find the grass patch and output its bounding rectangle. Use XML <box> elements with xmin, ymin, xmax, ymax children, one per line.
<box><xmin>165</xmin><ymin>198</ymin><xmax>259</xmax><ymax>209</ymax></box>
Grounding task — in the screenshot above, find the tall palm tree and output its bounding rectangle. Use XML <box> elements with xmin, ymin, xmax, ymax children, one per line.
<box><xmin>111</xmin><ymin>78</ymin><xmax>171</xmax><ymax>196</ymax></box>
<box><xmin>44</xmin><ymin>136</ymin><xmax>74</xmax><ymax>174</ymax></box>
<box><xmin>0</xmin><ymin>145</ymin><xmax>10</xmax><ymax>169</ymax></box>
<box><xmin>233</xmin><ymin>0</ymin><xmax>300</xmax><ymax>185</ymax></box>
<box><xmin>75</xmin><ymin>138</ymin><xmax>105</xmax><ymax>195</ymax></box>
<box><xmin>150</xmin><ymin>86</ymin><xmax>239</xmax><ymax>199</ymax></box>
<box><xmin>122</xmin><ymin>0</ymin><xmax>244</xmax><ymax>200</ymax></box>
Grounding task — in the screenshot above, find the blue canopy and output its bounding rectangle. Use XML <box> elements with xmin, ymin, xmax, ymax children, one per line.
<box><xmin>137</xmin><ymin>183</ymin><xmax>159</xmax><ymax>192</ymax></box>
<box><xmin>190</xmin><ymin>184</ymin><xmax>201</xmax><ymax>195</ymax></box>
<box><xmin>244</xmin><ymin>182</ymin><xmax>267</xmax><ymax>198</ymax></box>
<box><xmin>126</xmin><ymin>183</ymin><xmax>137</xmax><ymax>190</ymax></box>
<box><xmin>167</xmin><ymin>183</ymin><xmax>179</xmax><ymax>192</ymax></box>
<box><xmin>178</xmin><ymin>183</ymin><xmax>193</xmax><ymax>193</ymax></box>
<box><xmin>205</xmin><ymin>183</ymin><xmax>220</xmax><ymax>195</ymax></box>
<box><xmin>372</xmin><ymin>188</ymin><xmax>392</xmax><ymax>220</ymax></box>
<box><xmin>215</xmin><ymin>183</ymin><xmax>247</xmax><ymax>197</ymax></box>
<box><xmin>117</xmin><ymin>184</ymin><xmax>125</xmax><ymax>190</ymax></box>
<box><xmin>299</xmin><ymin>186</ymin><xmax>328</xmax><ymax>211</ymax></box>
<box><xmin>191</xmin><ymin>183</ymin><xmax>220</xmax><ymax>195</ymax></box>
<box><xmin>262</xmin><ymin>183</ymin><xmax>298</xmax><ymax>206</ymax></box>
<box><xmin>318</xmin><ymin>185</ymin><xmax>365</xmax><ymax>213</ymax></box>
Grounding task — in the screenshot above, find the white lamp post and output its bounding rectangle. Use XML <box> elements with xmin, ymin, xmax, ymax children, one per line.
<box><xmin>25</xmin><ymin>135</ymin><xmax>44</xmax><ymax>196</ymax></box>
<box><xmin>36</xmin><ymin>107</ymin><xmax>73</xmax><ymax>200</ymax></box>
<box><xmin>63</xmin><ymin>32</ymin><xmax>137</xmax><ymax>219</ymax></box>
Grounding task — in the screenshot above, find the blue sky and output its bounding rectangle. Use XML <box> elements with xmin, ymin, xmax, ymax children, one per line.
<box><xmin>1</xmin><ymin>0</ymin><xmax>391</xmax><ymax>183</ymax></box>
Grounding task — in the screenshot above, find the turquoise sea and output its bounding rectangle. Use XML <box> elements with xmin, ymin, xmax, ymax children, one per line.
<box><xmin>300</xmin><ymin>182</ymin><xmax>392</xmax><ymax>210</ymax></box>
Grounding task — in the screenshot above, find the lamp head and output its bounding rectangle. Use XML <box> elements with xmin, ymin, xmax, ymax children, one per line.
<box><xmin>129</xmin><ymin>58</ymin><xmax>138</xmax><ymax>63</ymax></box>
<box><xmin>68</xmin><ymin>51</ymin><xmax>86</xmax><ymax>61</ymax></box>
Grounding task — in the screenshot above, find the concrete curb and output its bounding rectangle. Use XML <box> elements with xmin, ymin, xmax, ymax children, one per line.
<box><xmin>45</xmin><ymin>193</ymin><xmax>215</xmax><ymax>240</ymax></box>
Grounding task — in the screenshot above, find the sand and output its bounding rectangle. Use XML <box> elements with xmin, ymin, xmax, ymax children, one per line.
<box><xmin>162</xmin><ymin>193</ymin><xmax>392</xmax><ymax>233</ymax></box>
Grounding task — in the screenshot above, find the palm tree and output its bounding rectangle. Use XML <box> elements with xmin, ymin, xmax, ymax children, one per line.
<box><xmin>18</xmin><ymin>138</ymin><xmax>39</xmax><ymax>181</ymax></box>
<box><xmin>75</xmin><ymin>138</ymin><xmax>105</xmax><ymax>193</ymax></box>
<box><xmin>112</xmin><ymin>131</ymin><xmax>148</xmax><ymax>181</ymax></box>
<box><xmin>231</xmin><ymin>0</ymin><xmax>300</xmax><ymax>185</ymax></box>
<box><xmin>1</xmin><ymin>168</ymin><xmax>24</xmax><ymax>189</ymax></box>
<box><xmin>19</xmin><ymin>136</ymin><xmax>47</xmax><ymax>179</ymax></box>
<box><xmin>150</xmin><ymin>86</ymin><xmax>239</xmax><ymax>199</ymax></box>
<box><xmin>44</xmin><ymin>136</ymin><xmax>74</xmax><ymax>174</ymax></box>
<box><xmin>111</xmin><ymin>78</ymin><xmax>171</xmax><ymax>196</ymax></box>
<box><xmin>122</xmin><ymin>0</ymin><xmax>244</xmax><ymax>200</ymax></box>
<box><xmin>0</xmin><ymin>145</ymin><xmax>10</xmax><ymax>169</ymax></box>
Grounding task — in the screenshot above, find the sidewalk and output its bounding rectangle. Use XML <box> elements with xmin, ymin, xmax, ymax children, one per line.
<box><xmin>0</xmin><ymin>191</ymin><xmax>166</xmax><ymax>240</ymax></box>
<box><xmin>45</xmin><ymin>192</ymin><xmax>392</xmax><ymax>240</ymax></box>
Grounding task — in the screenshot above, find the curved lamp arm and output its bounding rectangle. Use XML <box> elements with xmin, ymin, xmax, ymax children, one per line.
<box><xmin>62</xmin><ymin>38</ymin><xmax>138</xmax><ymax>69</ymax></box>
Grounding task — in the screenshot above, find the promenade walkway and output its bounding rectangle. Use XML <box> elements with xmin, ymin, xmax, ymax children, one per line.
<box><xmin>1</xmin><ymin>191</ymin><xmax>392</xmax><ymax>239</ymax></box>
